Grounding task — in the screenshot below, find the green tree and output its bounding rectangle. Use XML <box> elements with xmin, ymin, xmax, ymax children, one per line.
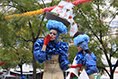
<box><xmin>0</xmin><ymin>0</ymin><xmax>60</xmax><ymax>79</ymax></box>
<box><xmin>0</xmin><ymin>0</ymin><xmax>43</xmax><ymax>79</ymax></box>
<box><xmin>0</xmin><ymin>0</ymin><xmax>118</xmax><ymax>79</ymax></box>
<box><xmin>73</xmin><ymin>0</ymin><xmax>118</xmax><ymax>79</ymax></box>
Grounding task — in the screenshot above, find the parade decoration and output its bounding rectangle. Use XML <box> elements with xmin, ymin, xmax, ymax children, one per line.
<box><xmin>5</xmin><ymin>0</ymin><xmax>91</xmax><ymax>37</ymax></box>
<box><xmin>78</xmin><ymin>69</ymin><xmax>89</xmax><ymax>79</ymax></box>
<box><xmin>49</xmin><ymin>0</ymin><xmax>77</xmax><ymax>36</ymax></box>
<box><xmin>66</xmin><ymin>64</ymin><xmax>89</xmax><ymax>79</ymax></box>
<box><xmin>5</xmin><ymin>0</ymin><xmax>91</xmax><ymax>19</ymax></box>
<box><xmin>72</xmin><ymin>0</ymin><xmax>91</xmax><ymax>5</ymax></box>
<box><xmin>5</xmin><ymin>6</ymin><xmax>56</xmax><ymax>19</ymax></box>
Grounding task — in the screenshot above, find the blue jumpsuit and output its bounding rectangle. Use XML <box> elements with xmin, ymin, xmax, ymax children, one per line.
<box><xmin>33</xmin><ymin>39</ymin><xmax>70</xmax><ymax>70</ymax></box>
<box><xmin>74</xmin><ymin>51</ymin><xmax>98</xmax><ymax>75</ymax></box>
<box><xmin>84</xmin><ymin>52</ymin><xmax>98</xmax><ymax>75</ymax></box>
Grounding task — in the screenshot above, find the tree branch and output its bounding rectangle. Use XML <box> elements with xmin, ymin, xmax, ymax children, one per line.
<box><xmin>98</xmin><ymin>66</ymin><xmax>110</xmax><ymax>76</ymax></box>
<box><xmin>35</xmin><ymin>13</ymin><xmax>45</xmax><ymax>40</ymax></box>
<box><xmin>16</xmin><ymin>36</ymin><xmax>32</xmax><ymax>42</ymax></box>
<box><xmin>112</xmin><ymin>60</ymin><xmax>118</xmax><ymax>74</ymax></box>
<box><xmin>28</xmin><ymin>21</ymin><xmax>35</xmax><ymax>42</ymax></box>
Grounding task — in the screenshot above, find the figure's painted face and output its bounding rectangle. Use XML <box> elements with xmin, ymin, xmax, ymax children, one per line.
<box><xmin>77</xmin><ymin>45</ymin><xmax>83</xmax><ymax>52</ymax></box>
<box><xmin>49</xmin><ymin>29</ymin><xmax>58</xmax><ymax>41</ymax></box>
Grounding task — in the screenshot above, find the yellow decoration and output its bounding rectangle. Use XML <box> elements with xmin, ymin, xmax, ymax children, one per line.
<box><xmin>5</xmin><ymin>9</ymin><xmax>44</xmax><ymax>19</ymax></box>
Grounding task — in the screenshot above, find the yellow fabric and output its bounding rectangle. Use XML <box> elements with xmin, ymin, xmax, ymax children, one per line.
<box><xmin>5</xmin><ymin>9</ymin><xmax>44</xmax><ymax>19</ymax></box>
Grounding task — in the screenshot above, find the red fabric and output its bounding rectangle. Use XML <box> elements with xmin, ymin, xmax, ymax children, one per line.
<box><xmin>44</xmin><ymin>6</ymin><xmax>56</xmax><ymax>12</ymax></box>
<box><xmin>0</xmin><ymin>62</ymin><xmax>5</xmax><ymax>66</ymax></box>
<box><xmin>44</xmin><ymin>34</ymin><xmax>51</xmax><ymax>45</ymax></box>
<box><xmin>66</xmin><ymin>0</ymin><xmax>71</xmax><ymax>2</ymax></box>
<box><xmin>70</xmin><ymin>72</ymin><xmax>75</xmax><ymax>77</ymax></box>
<box><xmin>70</xmin><ymin>64</ymin><xmax>82</xmax><ymax>68</ymax></box>
<box><xmin>43</xmin><ymin>0</ymin><xmax>91</xmax><ymax>12</ymax></box>
<box><xmin>72</xmin><ymin>0</ymin><xmax>91</xmax><ymax>5</ymax></box>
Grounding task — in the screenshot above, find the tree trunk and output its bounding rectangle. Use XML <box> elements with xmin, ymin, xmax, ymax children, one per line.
<box><xmin>32</xmin><ymin>45</ymin><xmax>37</xmax><ymax>79</ymax></box>
<box><xmin>110</xmin><ymin>74</ymin><xmax>114</xmax><ymax>79</ymax></box>
<box><xmin>19</xmin><ymin>64</ymin><xmax>23</xmax><ymax>78</ymax></box>
<box><xmin>33</xmin><ymin>56</ymin><xmax>37</xmax><ymax>79</ymax></box>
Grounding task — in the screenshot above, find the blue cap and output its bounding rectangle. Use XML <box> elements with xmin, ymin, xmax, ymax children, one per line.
<box><xmin>46</xmin><ymin>20</ymin><xmax>67</xmax><ymax>34</ymax></box>
<box><xmin>73</xmin><ymin>34</ymin><xmax>90</xmax><ymax>46</ymax></box>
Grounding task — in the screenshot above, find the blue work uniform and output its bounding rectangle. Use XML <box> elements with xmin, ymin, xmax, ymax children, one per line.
<box><xmin>83</xmin><ymin>52</ymin><xmax>98</xmax><ymax>75</ymax></box>
<box><xmin>33</xmin><ymin>39</ymin><xmax>70</xmax><ymax>70</ymax></box>
<box><xmin>73</xmin><ymin>51</ymin><xmax>98</xmax><ymax>75</ymax></box>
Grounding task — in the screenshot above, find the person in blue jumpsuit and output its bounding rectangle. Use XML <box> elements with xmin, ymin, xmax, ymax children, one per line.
<box><xmin>73</xmin><ymin>32</ymin><xmax>98</xmax><ymax>79</ymax></box>
<box><xmin>33</xmin><ymin>20</ymin><xmax>70</xmax><ymax>79</ymax></box>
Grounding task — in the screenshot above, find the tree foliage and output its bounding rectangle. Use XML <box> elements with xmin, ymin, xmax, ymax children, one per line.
<box><xmin>0</xmin><ymin>0</ymin><xmax>118</xmax><ymax>79</ymax></box>
<box><xmin>73</xmin><ymin>0</ymin><xmax>118</xmax><ymax>79</ymax></box>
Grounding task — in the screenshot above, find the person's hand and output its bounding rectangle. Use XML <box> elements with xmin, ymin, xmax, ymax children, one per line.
<box><xmin>44</xmin><ymin>34</ymin><xmax>51</xmax><ymax>46</ymax></box>
<box><xmin>68</xmin><ymin>64</ymin><xmax>72</xmax><ymax>68</ymax></box>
